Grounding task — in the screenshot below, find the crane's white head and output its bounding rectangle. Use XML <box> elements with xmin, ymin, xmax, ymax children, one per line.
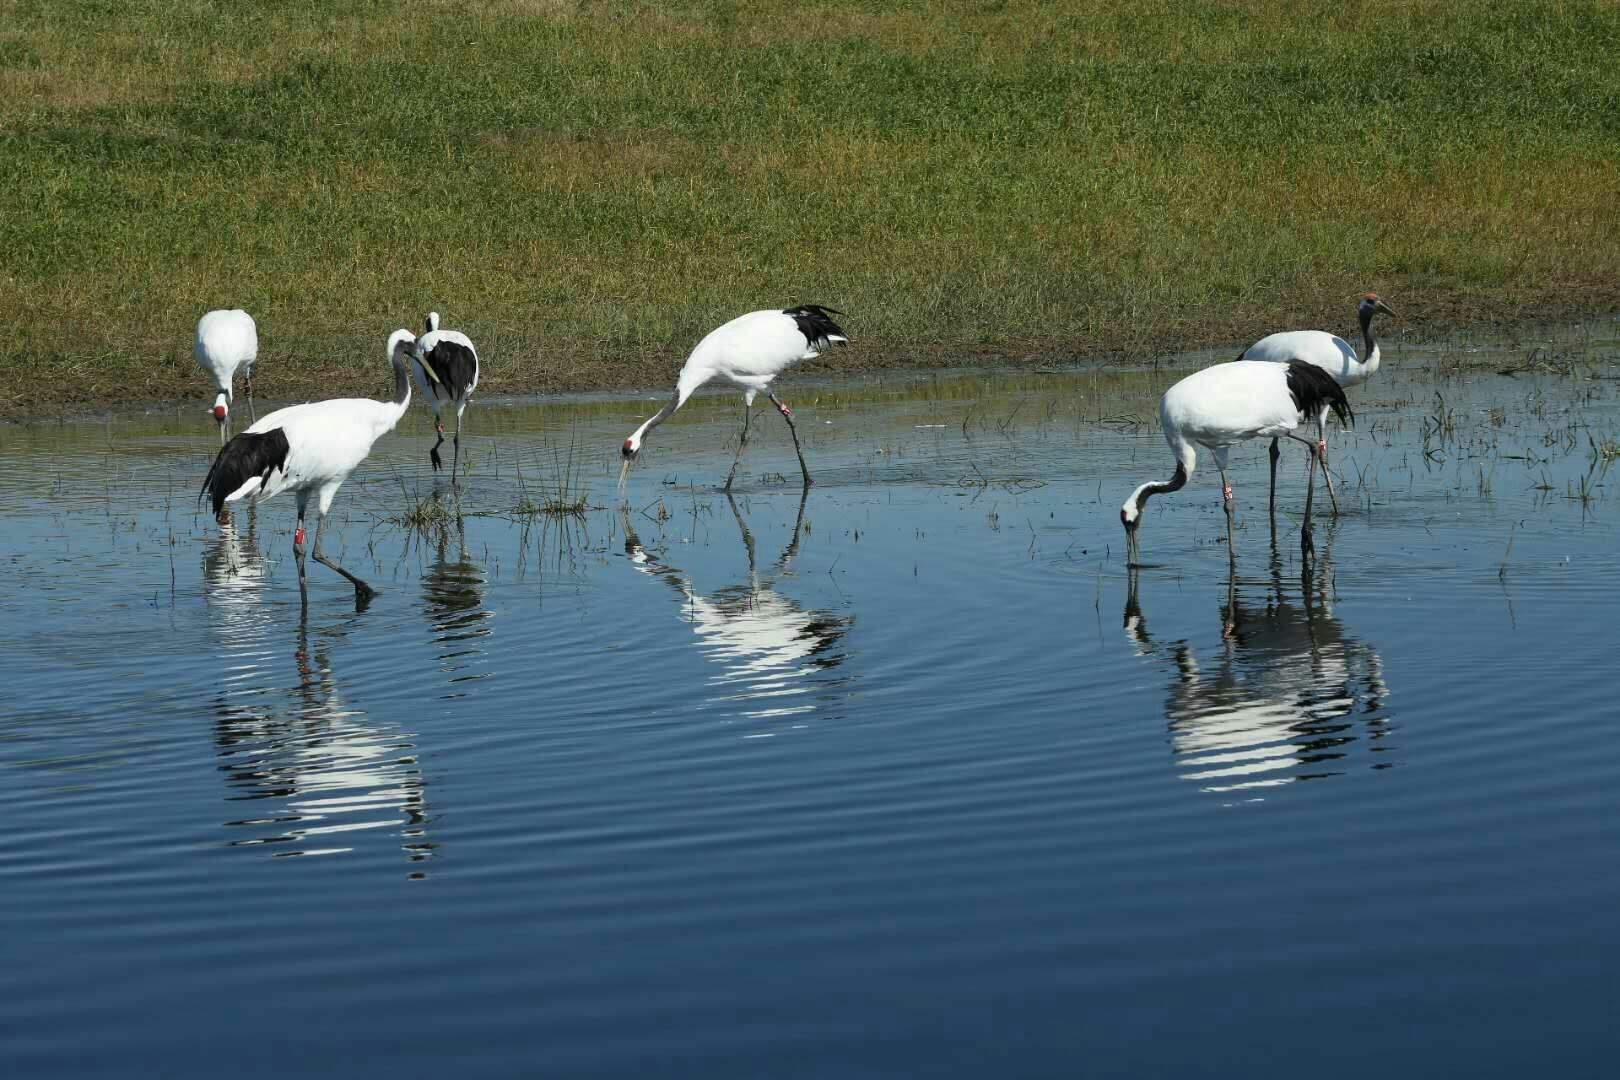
<box><xmin>1120</xmin><ymin>465</ymin><xmax>1188</xmax><ymax>567</ymax></box>
<box><xmin>1359</xmin><ymin>292</ymin><xmax>1397</xmax><ymax>320</ymax></box>
<box><xmin>621</xmin><ymin>391</ymin><xmax>686</xmax><ymax>487</ymax></box>
<box><xmin>1121</xmin><ymin>492</ymin><xmax>1145</xmax><ymax>565</ymax></box>
<box><xmin>211</xmin><ymin>392</ymin><xmax>229</xmax><ymax>426</ymax></box>
<box><xmin>425</xmin><ymin>311</ymin><xmax>440</xmax><ymax>334</ymax></box>
<box><xmin>388</xmin><ymin>328</ymin><xmax>419</xmax><ymax>365</ymax></box>
<box><xmin>622</xmin><ymin>407</ymin><xmax>670</xmax><ymax>462</ymax></box>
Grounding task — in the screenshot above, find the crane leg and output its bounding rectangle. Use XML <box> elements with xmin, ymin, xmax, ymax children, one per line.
<box><xmin>293</xmin><ymin>499</ymin><xmax>309</xmax><ymax>611</ymax></box>
<box><xmin>430</xmin><ymin>416</ymin><xmax>445</xmax><ymax>472</ymax></box>
<box><xmin>246</xmin><ymin>369</ymin><xmax>255</xmax><ymax>423</ymax></box>
<box><xmin>1286</xmin><ymin>434</ymin><xmax>1320</xmax><ymax>559</ymax></box>
<box><xmin>723</xmin><ymin>402</ymin><xmax>754</xmax><ymax>492</ymax></box>
<box><xmin>310</xmin><ymin>511</ymin><xmax>377</xmax><ymax>606</ymax></box>
<box><xmin>1218</xmin><ymin>468</ymin><xmax>1236</xmax><ymax>568</ymax></box>
<box><xmin>1267</xmin><ymin>438</ymin><xmax>1280</xmax><ymax>524</ymax></box>
<box><xmin>1222</xmin><ymin>565</ymin><xmax>1238</xmax><ymax>640</ymax></box>
<box><xmin>768</xmin><ymin>392</ymin><xmax>812</xmax><ymax>488</ymax></box>
<box><xmin>1317</xmin><ymin>417</ymin><xmax>1340</xmax><ymax>516</ymax></box>
<box><xmin>451</xmin><ymin>411</ymin><xmax>464</xmax><ymax>489</ymax></box>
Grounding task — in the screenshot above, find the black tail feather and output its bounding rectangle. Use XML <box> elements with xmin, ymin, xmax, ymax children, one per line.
<box><xmin>200</xmin><ymin>428</ymin><xmax>290</xmax><ymax>515</ymax></box>
<box><xmin>420</xmin><ymin>339</ymin><xmax>478</xmax><ymax>400</ymax></box>
<box><xmin>1284</xmin><ymin>362</ymin><xmax>1353</xmax><ymax>428</ymax></box>
<box><xmin>784</xmin><ymin>305</ymin><xmax>849</xmax><ymax>350</ymax></box>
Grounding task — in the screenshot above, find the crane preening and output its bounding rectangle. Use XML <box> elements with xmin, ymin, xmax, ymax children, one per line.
<box><xmin>1236</xmin><ymin>293</ymin><xmax>1396</xmax><ymax>516</ymax></box>
<box><xmin>620</xmin><ymin>305</ymin><xmax>848</xmax><ymax>491</ymax></box>
<box><xmin>195</xmin><ymin>309</ymin><xmax>259</xmax><ymax>443</ymax></box>
<box><xmin>412</xmin><ymin>311</ymin><xmax>481</xmax><ymax>486</ymax></box>
<box><xmin>1122</xmin><ymin>360</ymin><xmax>1353</xmax><ymax>567</ymax></box>
<box><xmin>201</xmin><ymin>330</ymin><xmax>417</xmax><ymax>608</ymax></box>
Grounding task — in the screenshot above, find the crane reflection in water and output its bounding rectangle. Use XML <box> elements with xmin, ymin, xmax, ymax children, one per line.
<box><xmin>418</xmin><ymin>519</ymin><xmax>494</xmax><ymax>695</ymax></box>
<box><xmin>203</xmin><ymin>521</ymin><xmax>434</xmax><ymax>872</ymax></box>
<box><xmin>1124</xmin><ymin>539</ymin><xmax>1393</xmax><ymax>796</ymax></box>
<box><xmin>620</xmin><ymin>491</ymin><xmax>854</xmax><ymax>729</ymax></box>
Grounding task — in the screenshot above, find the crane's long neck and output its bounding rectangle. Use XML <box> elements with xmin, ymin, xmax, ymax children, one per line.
<box><xmin>365</xmin><ymin>355</ymin><xmax>413</xmax><ymax>441</ymax></box>
<box><xmin>1128</xmin><ymin>464</ymin><xmax>1188</xmax><ymax>516</ymax></box>
<box><xmin>631</xmin><ymin>390</ymin><xmax>682</xmax><ymax>445</ymax></box>
<box><xmin>391</xmin><ymin>355</ymin><xmax>412</xmax><ymax>410</ymax></box>
<box><xmin>1359</xmin><ymin>307</ymin><xmax>1381</xmax><ymax>379</ymax></box>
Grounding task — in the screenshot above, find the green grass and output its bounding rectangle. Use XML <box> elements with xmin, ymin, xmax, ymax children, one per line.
<box><xmin>3</xmin><ymin>0</ymin><xmax>1619</xmax><ymax>415</ymax></box>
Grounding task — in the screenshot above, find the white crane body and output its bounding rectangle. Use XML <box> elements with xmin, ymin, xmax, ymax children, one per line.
<box><xmin>1122</xmin><ymin>360</ymin><xmax>1352</xmax><ymax>565</ymax></box>
<box><xmin>621</xmin><ymin>305</ymin><xmax>848</xmax><ymax>490</ymax></box>
<box><xmin>195</xmin><ymin>308</ymin><xmax>259</xmax><ymax>437</ymax></box>
<box><xmin>201</xmin><ymin>329</ymin><xmax>416</xmax><ymax>607</ymax></box>
<box><xmin>412</xmin><ymin>311</ymin><xmax>480</xmax><ymax>482</ymax></box>
<box><xmin>1235</xmin><ymin>293</ymin><xmax>1395</xmax><ymax>514</ymax></box>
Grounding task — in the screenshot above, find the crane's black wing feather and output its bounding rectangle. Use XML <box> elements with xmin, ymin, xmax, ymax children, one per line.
<box><xmin>200</xmin><ymin>428</ymin><xmax>290</xmax><ymax>515</ymax></box>
<box><xmin>783</xmin><ymin>305</ymin><xmax>849</xmax><ymax>351</ymax></box>
<box><xmin>1284</xmin><ymin>362</ymin><xmax>1353</xmax><ymax>428</ymax></box>
<box><xmin>421</xmin><ymin>340</ymin><xmax>478</xmax><ymax>401</ymax></box>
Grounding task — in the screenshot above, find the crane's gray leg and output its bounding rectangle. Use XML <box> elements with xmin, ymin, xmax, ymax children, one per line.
<box><xmin>1222</xmin><ymin>564</ymin><xmax>1239</xmax><ymax>640</ymax></box>
<box><xmin>451</xmin><ymin>410</ymin><xmax>464</xmax><ymax>489</ymax></box>
<box><xmin>1317</xmin><ymin>414</ymin><xmax>1340</xmax><ymax>516</ymax></box>
<box><xmin>723</xmin><ymin>402</ymin><xmax>753</xmax><ymax>492</ymax></box>
<box><xmin>1218</xmin><ymin>466</ymin><xmax>1236</xmax><ymax>568</ymax></box>
<box><xmin>1286</xmin><ymin>433</ymin><xmax>1320</xmax><ymax>558</ymax></box>
<box><xmin>310</xmin><ymin>511</ymin><xmax>377</xmax><ymax>605</ymax></box>
<box><xmin>293</xmin><ymin>493</ymin><xmax>310</xmax><ymax>611</ymax></box>
<box><xmin>246</xmin><ymin>367</ymin><xmax>255</xmax><ymax>423</ymax></box>
<box><xmin>1268</xmin><ymin>438</ymin><xmax>1280</xmax><ymax>523</ymax></box>
<box><xmin>767</xmin><ymin>391</ymin><xmax>812</xmax><ymax>488</ymax></box>
<box><xmin>430</xmin><ymin>413</ymin><xmax>445</xmax><ymax>473</ymax></box>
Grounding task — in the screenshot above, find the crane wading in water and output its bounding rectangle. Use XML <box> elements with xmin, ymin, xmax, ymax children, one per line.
<box><xmin>201</xmin><ymin>330</ymin><xmax>418</xmax><ymax>609</ymax></box>
<box><xmin>1122</xmin><ymin>360</ymin><xmax>1353</xmax><ymax>567</ymax></box>
<box><xmin>413</xmin><ymin>311</ymin><xmax>480</xmax><ymax>486</ymax></box>
<box><xmin>620</xmin><ymin>305</ymin><xmax>848</xmax><ymax>491</ymax></box>
<box><xmin>1236</xmin><ymin>292</ymin><xmax>1396</xmax><ymax>516</ymax></box>
<box><xmin>195</xmin><ymin>308</ymin><xmax>259</xmax><ymax>443</ymax></box>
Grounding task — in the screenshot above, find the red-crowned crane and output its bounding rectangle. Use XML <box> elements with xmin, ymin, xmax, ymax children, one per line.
<box><xmin>1236</xmin><ymin>293</ymin><xmax>1396</xmax><ymax>515</ymax></box>
<box><xmin>620</xmin><ymin>305</ymin><xmax>848</xmax><ymax>490</ymax></box>
<box><xmin>201</xmin><ymin>329</ymin><xmax>417</xmax><ymax>608</ymax></box>
<box><xmin>1122</xmin><ymin>360</ymin><xmax>1353</xmax><ymax>566</ymax></box>
<box><xmin>413</xmin><ymin>311</ymin><xmax>480</xmax><ymax>486</ymax></box>
<box><xmin>195</xmin><ymin>309</ymin><xmax>259</xmax><ymax>442</ymax></box>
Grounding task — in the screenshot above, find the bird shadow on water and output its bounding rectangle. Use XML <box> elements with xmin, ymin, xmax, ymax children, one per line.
<box><xmin>619</xmin><ymin>488</ymin><xmax>856</xmax><ymax>730</ymax></box>
<box><xmin>1124</xmin><ymin>535</ymin><xmax>1394</xmax><ymax>801</ymax></box>
<box><xmin>204</xmin><ymin>526</ymin><xmax>435</xmax><ymax>873</ymax></box>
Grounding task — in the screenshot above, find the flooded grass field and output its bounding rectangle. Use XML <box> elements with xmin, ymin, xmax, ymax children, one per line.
<box><xmin>4</xmin><ymin>322</ymin><xmax>1620</xmax><ymax>1076</ymax></box>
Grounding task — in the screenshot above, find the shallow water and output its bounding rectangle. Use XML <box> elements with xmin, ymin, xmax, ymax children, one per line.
<box><xmin>4</xmin><ymin>323</ymin><xmax>1620</xmax><ymax>1076</ymax></box>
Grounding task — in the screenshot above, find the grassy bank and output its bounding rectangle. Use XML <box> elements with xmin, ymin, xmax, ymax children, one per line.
<box><xmin>3</xmin><ymin>0</ymin><xmax>1618</xmax><ymax>416</ymax></box>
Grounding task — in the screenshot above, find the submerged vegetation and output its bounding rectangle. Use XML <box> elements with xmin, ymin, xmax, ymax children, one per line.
<box><xmin>3</xmin><ymin>0</ymin><xmax>1619</xmax><ymax>415</ymax></box>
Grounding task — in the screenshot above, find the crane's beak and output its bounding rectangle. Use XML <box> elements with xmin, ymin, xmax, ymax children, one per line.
<box><xmin>1376</xmin><ymin>300</ymin><xmax>1397</xmax><ymax>318</ymax></box>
